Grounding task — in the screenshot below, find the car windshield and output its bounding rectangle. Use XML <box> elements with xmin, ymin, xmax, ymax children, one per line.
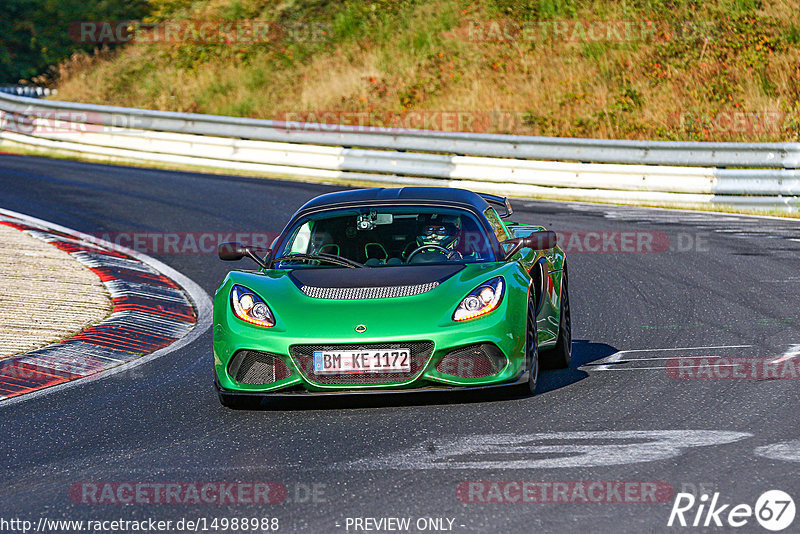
<box><xmin>275</xmin><ymin>206</ymin><xmax>497</xmax><ymax>268</ymax></box>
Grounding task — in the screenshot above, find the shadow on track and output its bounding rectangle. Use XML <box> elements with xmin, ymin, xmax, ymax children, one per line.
<box><xmin>536</xmin><ymin>339</ymin><xmax>618</xmax><ymax>395</ymax></box>
<box><xmin>219</xmin><ymin>339</ymin><xmax>617</xmax><ymax>412</ymax></box>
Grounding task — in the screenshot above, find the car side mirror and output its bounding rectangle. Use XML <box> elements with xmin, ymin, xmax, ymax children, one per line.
<box><xmin>523</xmin><ymin>230</ymin><xmax>558</xmax><ymax>250</ymax></box>
<box><xmin>218</xmin><ymin>242</ymin><xmax>247</xmax><ymax>261</ymax></box>
<box><xmin>218</xmin><ymin>242</ymin><xmax>269</xmax><ymax>269</ymax></box>
<box><xmin>502</xmin><ymin>231</ymin><xmax>558</xmax><ymax>260</ymax></box>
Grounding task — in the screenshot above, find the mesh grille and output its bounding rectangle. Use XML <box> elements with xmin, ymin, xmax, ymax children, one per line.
<box><xmin>290</xmin><ymin>342</ymin><xmax>434</xmax><ymax>384</ymax></box>
<box><xmin>300</xmin><ymin>282</ymin><xmax>438</xmax><ymax>300</ymax></box>
<box><xmin>228</xmin><ymin>350</ymin><xmax>291</xmax><ymax>385</ymax></box>
<box><xmin>436</xmin><ymin>343</ymin><xmax>506</xmax><ymax>378</ymax></box>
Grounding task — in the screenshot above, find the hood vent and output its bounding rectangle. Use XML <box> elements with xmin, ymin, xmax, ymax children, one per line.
<box><xmin>290</xmin><ymin>264</ymin><xmax>462</xmax><ymax>299</ymax></box>
<box><xmin>300</xmin><ymin>282</ymin><xmax>438</xmax><ymax>300</ymax></box>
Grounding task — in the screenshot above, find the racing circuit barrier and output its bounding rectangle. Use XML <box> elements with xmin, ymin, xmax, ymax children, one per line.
<box><xmin>1</xmin><ymin>91</ymin><xmax>799</xmax><ymax>211</ymax></box>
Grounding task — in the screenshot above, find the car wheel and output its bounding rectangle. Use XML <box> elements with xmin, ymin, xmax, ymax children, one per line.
<box><xmin>513</xmin><ymin>296</ymin><xmax>539</xmax><ymax>396</ymax></box>
<box><xmin>541</xmin><ymin>269</ymin><xmax>571</xmax><ymax>369</ymax></box>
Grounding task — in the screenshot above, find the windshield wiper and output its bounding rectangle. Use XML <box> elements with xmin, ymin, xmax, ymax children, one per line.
<box><xmin>271</xmin><ymin>253</ymin><xmax>366</xmax><ymax>269</ymax></box>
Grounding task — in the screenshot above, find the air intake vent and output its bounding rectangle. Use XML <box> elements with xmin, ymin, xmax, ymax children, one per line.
<box><xmin>436</xmin><ymin>343</ymin><xmax>506</xmax><ymax>378</ymax></box>
<box><xmin>228</xmin><ymin>350</ymin><xmax>291</xmax><ymax>385</ymax></box>
<box><xmin>299</xmin><ymin>282</ymin><xmax>438</xmax><ymax>300</ymax></box>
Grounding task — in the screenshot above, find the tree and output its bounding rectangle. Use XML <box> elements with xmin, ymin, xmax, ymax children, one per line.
<box><xmin>0</xmin><ymin>0</ymin><xmax>149</xmax><ymax>83</ymax></box>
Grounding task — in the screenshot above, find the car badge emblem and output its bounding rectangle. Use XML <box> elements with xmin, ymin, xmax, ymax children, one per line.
<box><xmin>355</xmin><ymin>324</ymin><xmax>367</xmax><ymax>333</ymax></box>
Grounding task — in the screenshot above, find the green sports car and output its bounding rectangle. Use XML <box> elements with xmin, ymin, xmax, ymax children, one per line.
<box><xmin>213</xmin><ymin>187</ymin><xmax>570</xmax><ymax>407</ymax></box>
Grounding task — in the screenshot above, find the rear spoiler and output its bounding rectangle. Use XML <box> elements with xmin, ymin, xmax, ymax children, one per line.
<box><xmin>478</xmin><ymin>193</ymin><xmax>513</xmax><ymax>219</ymax></box>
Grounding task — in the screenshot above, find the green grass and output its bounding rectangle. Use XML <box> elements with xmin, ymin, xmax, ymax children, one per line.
<box><xmin>51</xmin><ymin>0</ymin><xmax>800</xmax><ymax>142</ymax></box>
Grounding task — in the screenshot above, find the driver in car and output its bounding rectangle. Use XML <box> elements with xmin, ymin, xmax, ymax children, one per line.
<box><xmin>405</xmin><ymin>215</ymin><xmax>464</xmax><ymax>262</ymax></box>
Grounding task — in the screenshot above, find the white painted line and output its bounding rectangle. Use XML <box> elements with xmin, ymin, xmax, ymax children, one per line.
<box><xmin>612</xmin><ymin>344</ymin><xmax>752</xmax><ymax>354</ymax></box>
<box><xmin>591</xmin><ymin>353</ymin><xmax>772</xmax><ymax>364</ymax></box>
<box><xmin>754</xmin><ymin>440</ymin><xmax>800</xmax><ymax>463</ymax></box>
<box><xmin>592</xmin><ymin>345</ymin><xmax>752</xmax><ymax>370</ymax></box>
<box><xmin>343</xmin><ymin>430</ymin><xmax>753</xmax><ymax>470</ymax></box>
<box><xmin>771</xmin><ymin>345</ymin><xmax>800</xmax><ymax>365</ymax></box>
<box><xmin>0</xmin><ymin>207</ymin><xmax>212</xmax><ymax>408</ymax></box>
<box><xmin>519</xmin><ymin>196</ymin><xmax>800</xmax><ymax>224</ymax></box>
<box><xmin>584</xmin><ymin>366</ymin><xmax>667</xmax><ymax>371</ymax></box>
<box><xmin>587</xmin><ymin>364</ymin><xmax>749</xmax><ymax>372</ymax></box>
<box><xmin>592</xmin><ymin>352</ymin><xmax>625</xmax><ymax>371</ymax></box>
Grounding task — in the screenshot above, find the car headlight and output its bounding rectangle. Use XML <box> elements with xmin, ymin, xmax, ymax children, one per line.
<box><xmin>230</xmin><ymin>285</ymin><xmax>275</xmax><ymax>327</ymax></box>
<box><xmin>453</xmin><ymin>277</ymin><xmax>504</xmax><ymax>322</ymax></box>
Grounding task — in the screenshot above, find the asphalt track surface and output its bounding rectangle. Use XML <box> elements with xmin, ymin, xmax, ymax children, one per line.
<box><xmin>1</xmin><ymin>153</ymin><xmax>799</xmax><ymax>533</ymax></box>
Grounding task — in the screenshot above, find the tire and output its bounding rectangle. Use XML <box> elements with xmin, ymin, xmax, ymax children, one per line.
<box><xmin>541</xmin><ymin>268</ymin><xmax>572</xmax><ymax>369</ymax></box>
<box><xmin>512</xmin><ymin>296</ymin><xmax>539</xmax><ymax>396</ymax></box>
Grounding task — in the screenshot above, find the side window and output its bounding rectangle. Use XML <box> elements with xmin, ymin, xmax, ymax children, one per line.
<box><xmin>289</xmin><ymin>221</ymin><xmax>313</xmax><ymax>254</ymax></box>
<box><xmin>483</xmin><ymin>208</ymin><xmax>511</xmax><ymax>243</ymax></box>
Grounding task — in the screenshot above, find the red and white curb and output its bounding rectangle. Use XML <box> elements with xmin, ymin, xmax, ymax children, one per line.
<box><xmin>0</xmin><ymin>208</ymin><xmax>212</xmax><ymax>405</ymax></box>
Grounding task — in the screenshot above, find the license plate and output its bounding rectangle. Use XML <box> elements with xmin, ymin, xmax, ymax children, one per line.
<box><xmin>313</xmin><ymin>349</ymin><xmax>411</xmax><ymax>375</ymax></box>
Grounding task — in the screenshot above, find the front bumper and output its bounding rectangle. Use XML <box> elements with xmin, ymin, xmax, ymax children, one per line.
<box><xmin>214</xmin><ymin>370</ymin><xmax>531</xmax><ymax>398</ymax></box>
<box><xmin>213</xmin><ymin>266</ymin><xmax>530</xmax><ymax>394</ymax></box>
<box><xmin>213</xmin><ymin>318</ymin><xmax>527</xmax><ymax>394</ymax></box>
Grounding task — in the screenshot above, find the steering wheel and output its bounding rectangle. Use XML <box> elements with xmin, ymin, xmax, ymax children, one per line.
<box><xmin>406</xmin><ymin>244</ymin><xmax>450</xmax><ymax>263</ymax></box>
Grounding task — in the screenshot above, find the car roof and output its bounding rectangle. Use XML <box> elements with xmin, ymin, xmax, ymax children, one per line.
<box><xmin>295</xmin><ymin>187</ymin><xmax>492</xmax><ymax>215</ymax></box>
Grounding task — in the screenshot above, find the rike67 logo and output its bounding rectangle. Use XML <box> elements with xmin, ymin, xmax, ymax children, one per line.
<box><xmin>668</xmin><ymin>490</ymin><xmax>795</xmax><ymax>531</ymax></box>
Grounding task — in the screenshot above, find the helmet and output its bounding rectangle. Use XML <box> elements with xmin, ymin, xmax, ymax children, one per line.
<box><xmin>416</xmin><ymin>215</ymin><xmax>461</xmax><ymax>250</ymax></box>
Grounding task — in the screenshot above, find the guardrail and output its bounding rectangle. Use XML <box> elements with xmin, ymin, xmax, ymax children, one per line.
<box><xmin>0</xmin><ymin>91</ymin><xmax>798</xmax><ymax>211</ymax></box>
